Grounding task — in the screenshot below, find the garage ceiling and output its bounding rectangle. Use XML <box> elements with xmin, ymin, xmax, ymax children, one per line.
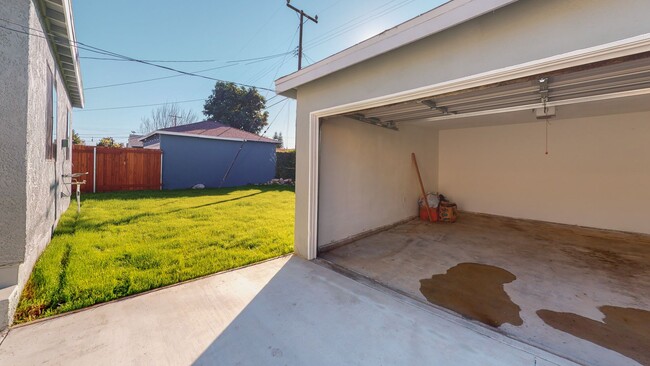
<box><xmin>338</xmin><ymin>53</ymin><xmax>650</xmax><ymax>130</ymax></box>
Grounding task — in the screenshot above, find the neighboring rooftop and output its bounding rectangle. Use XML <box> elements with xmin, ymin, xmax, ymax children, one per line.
<box><xmin>140</xmin><ymin>120</ymin><xmax>278</xmax><ymax>144</ymax></box>
<box><xmin>127</xmin><ymin>134</ymin><xmax>143</xmax><ymax>148</ymax></box>
<box><xmin>275</xmin><ymin>0</ymin><xmax>517</xmax><ymax>95</ymax></box>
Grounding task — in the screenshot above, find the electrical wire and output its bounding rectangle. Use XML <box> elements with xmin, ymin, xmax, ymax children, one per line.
<box><xmin>76</xmin><ymin>98</ymin><xmax>206</xmax><ymax>112</ymax></box>
<box><xmin>80</xmin><ymin>56</ymin><xmax>218</xmax><ymax>63</ymax></box>
<box><xmin>84</xmin><ymin>64</ymin><xmax>239</xmax><ymax>90</ymax></box>
<box><xmin>0</xmin><ymin>20</ymin><xmax>275</xmax><ymax>92</ymax></box>
<box><xmin>304</xmin><ymin>0</ymin><xmax>416</xmax><ymax>51</ymax></box>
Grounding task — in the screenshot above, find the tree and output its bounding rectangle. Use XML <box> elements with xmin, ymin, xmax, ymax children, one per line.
<box><xmin>72</xmin><ymin>129</ymin><xmax>84</xmax><ymax>145</ymax></box>
<box><xmin>203</xmin><ymin>81</ymin><xmax>268</xmax><ymax>134</ymax></box>
<box><xmin>139</xmin><ymin>103</ymin><xmax>198</xmax><ymax>133</ymax></box>
<box><xmin>97</xmin><ymin>137</ymin><xmax>123</xmax><ymax>148</ymax></box>
<box><xmin>272</xmin><ymin>132</ymin><xmax>284</xmax><ymax>148</ymax></box>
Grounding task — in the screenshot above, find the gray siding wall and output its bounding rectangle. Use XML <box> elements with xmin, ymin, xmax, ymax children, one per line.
<box><xmin>0</xmin><ymin>0</ymin><xmax>73</xmax><ymax>329</ymax></box>
<box><xmin>160</xmin><ymin>135</ymin><xmax>276</xmax><ymax>190</ymax></box>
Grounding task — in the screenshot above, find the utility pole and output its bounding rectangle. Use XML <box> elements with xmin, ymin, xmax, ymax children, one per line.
<box><xmin>169</xmin><ymin>114</ymin><xmax>181</xmax><ymax>127</ymax></box>
<box><xmin>286</xmin><ymin>0</ymin><xmax>318</xmax><ymax>70</ymax></box>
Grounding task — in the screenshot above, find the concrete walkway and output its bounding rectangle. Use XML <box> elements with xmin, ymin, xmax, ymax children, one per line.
<box><xmin>0</xmin><ymin>256</ymin><xmax>577</xmax><ymax>366</ymax></box>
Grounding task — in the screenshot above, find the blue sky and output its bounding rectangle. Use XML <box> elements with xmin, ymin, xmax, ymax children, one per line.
<box><xmin>72</xmin><ymin>0</ymin><xmax>446</xmax><ymax>148</ymax></box>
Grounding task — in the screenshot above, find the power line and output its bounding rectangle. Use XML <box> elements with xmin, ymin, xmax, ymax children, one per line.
<box><xmin>77</xmin><ymin>98</ymin><xmax>205</xmax><ymax>112</ymax></box>
<box><xmin>80</xmin><ymin>56</ymin><xmax>218</xmax><ymax>63</ymax></box>
<box><xmin>0</xmin><ymin>19</ymin><xmax>275</xmax><ymax>92</ymax></box>
<box><xmin>77</xmin><ymin>96</ymin><xmax>287</xmax><ymax>113</ymax></box>
<box><xmin>84</xmin><ymin>64</ymin><xmax>239</xmax><ymax>90</ymax></box>
<box><xmin>302</xmin><ymin>0</ymin><xmax>403</xmax><ymax>47</ymax></box>
<box><xmin>265</xmin><ymin>97</ymin><xmax>290</xmax><ymax>110</ymax></box>
<box><xmin>304</xmin><ymin>0</ymin><xmax>416</xmax><ymax>51</ymax></box>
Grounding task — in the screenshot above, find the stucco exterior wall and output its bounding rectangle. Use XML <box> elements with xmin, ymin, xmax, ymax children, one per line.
<box><xmin>0</xmin><ymin>0</ymin><xmax>74</xmax><ymax>329</ymax></box>
<box><xmin>160</xmin><ymin>135</ymin><xmax>276</xmax><ymax>189</ymax></box>
<box><xmin>0</xmin><ymin>0</ymin><xmax>29</xmax><ymax>275</ymax></box>
<box><xmin>438</xmin><ymin>111</ymin><xmax>650</xmax><ymax>235</ymax></box>
<box><xmin>318</xmin><ymin>118</ymin><xmax>438</xmax><ymax>248</ymax></box>
<box><xmin>291</xmin><ymin>0</ymin><xmax>650</xmax><ymax>257</ymax></box>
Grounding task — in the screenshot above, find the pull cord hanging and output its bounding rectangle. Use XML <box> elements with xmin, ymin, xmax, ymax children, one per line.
<box><xmin>543</xmin><ymin>97</ymin><xmax>550</xmax><ymax>155</ymax></box>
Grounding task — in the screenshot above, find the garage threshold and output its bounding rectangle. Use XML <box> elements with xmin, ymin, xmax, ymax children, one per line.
<box><xmin>318</xmin><ymin>213</ymin><xmax>650</xmax><ymax>366</ymax></box>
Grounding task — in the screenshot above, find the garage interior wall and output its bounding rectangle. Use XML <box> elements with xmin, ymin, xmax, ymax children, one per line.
<box><xmin>318</xmin><ymin>118</ymin><xmax>438</xmax><ymax>247</ymax></box>
<box><xmin>438</xmin><ymin>110</ymin><xmax>650</xmax><ymax>235</ymax></box>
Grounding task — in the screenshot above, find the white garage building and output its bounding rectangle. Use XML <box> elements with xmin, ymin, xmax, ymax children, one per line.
<box><xmin>276</xmin><ymin>0</ymin><xmax>650</xmax><ymax>365</ymax></box>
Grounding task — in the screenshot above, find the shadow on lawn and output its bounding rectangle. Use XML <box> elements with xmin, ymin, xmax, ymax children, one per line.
<box><xmin>67</xmin><ymin>190</ymin><xmax>271</xmax><ymax>233</ymax></box>
<box><xmin>83</xmin><ymin>185</ymin><xmax>294</xmax><ymax>201</ymax></box>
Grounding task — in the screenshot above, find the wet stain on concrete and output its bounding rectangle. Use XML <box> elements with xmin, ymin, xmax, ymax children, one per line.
<box><xmin>537</xmin><ymin>306</ymin><xmax>650</xmax><ymax>365</ymax></box>
<box><xmin>560</xmin><ymin>246</ymin><xmax>649</xmax><ymax>279</ymax></box>
<box><xmin>419</xmin><ymin>263</ymin><xmax>523</xmax><ymax>327</ymax></box>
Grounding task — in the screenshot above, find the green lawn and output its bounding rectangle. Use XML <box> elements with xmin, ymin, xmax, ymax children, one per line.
<box><xmin>15</xmin><ymin>186</ymin><xmax>294</xmax><ymax>323</ymax></box>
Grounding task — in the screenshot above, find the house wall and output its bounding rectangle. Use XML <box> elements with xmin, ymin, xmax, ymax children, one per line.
<box><xmin>438</xmin><ymin>111</ymin><xmax>650</xmax><ymax>235</ymax></box>
<box><xmin>0</xmin><ymin>0</ymin><xmax>74</xmax><ymax>329</ymax></box>
<box><xmin>160</xmin><ymin>135</ymin><xmax>276</xmax><ymax>189</ymax></box>
<box><xmin>318</xmin><ymin>118</ymin><xmax>438</xmax><ymax>248</ymax></box>
<box><xmin>0</xmin><ymin>1</ymin><xmax>30</xmax><ymax>287</ymax></box>
<box><xmin>292</xmin><ymin>0</ymin><xmax>650</xmax><ymax>258</ymax></box>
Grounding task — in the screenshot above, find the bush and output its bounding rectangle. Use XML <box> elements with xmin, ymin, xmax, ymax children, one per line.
<box><xmin>276</xmin><ymin>150</ymin><xmax>295</xmax><ymax>180</ymax></box>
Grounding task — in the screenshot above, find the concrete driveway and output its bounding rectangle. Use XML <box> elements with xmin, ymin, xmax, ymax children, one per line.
<box><xmin>0</xmin><ymin>255</ymin><xmax>576</xmax><ymax>365</ymax></box>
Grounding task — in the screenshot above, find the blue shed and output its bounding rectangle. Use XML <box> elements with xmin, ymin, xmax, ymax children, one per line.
<box><xmin>140</xmin><ymin>121</ymin><xmax>278</xmax><ymax>189</ymax></box>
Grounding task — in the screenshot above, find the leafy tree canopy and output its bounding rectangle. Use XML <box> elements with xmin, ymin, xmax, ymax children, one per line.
<box><xmin>72</xmin><ymin>130</ymin><xmax>84</xmax><ymax>145</ymax></box>
<box><xmin>97</xmin><ymin>137</ymin><xmax>123</xmax><ymax>148</ymax></box>
<box><xmin>203</xmin><ymin>81</ymin><xmax>268</xmax><ymax>134</ymax></box>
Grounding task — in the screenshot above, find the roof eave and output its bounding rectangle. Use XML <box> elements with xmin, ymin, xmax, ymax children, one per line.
<box><xmin>39</xmin><ymin>0</ymin><xmax>84</xmax><ymax>108</ymax></box>
<box><xmin>138</xmin><ymin>131</ymin><xmax>278</xmax><ymax>144</ymax></box>
<box><xmin>274</xmin><ymin>0</ymin><xmax>518</xmax><ymax>96</ymax></box>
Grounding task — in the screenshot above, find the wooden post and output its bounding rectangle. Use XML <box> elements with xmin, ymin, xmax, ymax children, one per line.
<box><xmin>412</xmin><ymin>153</ymin><xmax>432</xmax><ymax>222</ymax></box>
<box><xmin>93</xmin><ymin>146</ymin><xmax>97</xmax><ymax>193</ymax></box>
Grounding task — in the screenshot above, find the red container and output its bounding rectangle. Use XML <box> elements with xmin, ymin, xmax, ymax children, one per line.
<box><xmin>419</xmin><ymin>206</ymin><xmax>439</xmax><ymax>222</ymax></box>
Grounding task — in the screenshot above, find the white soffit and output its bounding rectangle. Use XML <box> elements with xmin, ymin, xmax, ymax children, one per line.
<box><xmin>39</xmin><ymin>0</ymin><xmax>84</xmax><ymax>108</ymax></box>
<box><xmin>274</xmin><ymin>0</ymin><xmax>518</xmax><ymax>95</ymax></box>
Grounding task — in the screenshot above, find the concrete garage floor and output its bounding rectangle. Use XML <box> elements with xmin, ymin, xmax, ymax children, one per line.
<box><xmin>0</xmin><ymin>255</ymin><xmax>576</xmax><ymax>366</ymax></box>
<box><xmin>320</xmin><ymin>213</ymin><xmax>650</xmax><ymax>366</ymax></box>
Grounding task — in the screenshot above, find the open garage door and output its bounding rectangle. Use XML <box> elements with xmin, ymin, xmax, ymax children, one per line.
<box><xmin>316</xmin><ymin>52</ymin><xmax>650</xmax><ymax>366</ymax></box>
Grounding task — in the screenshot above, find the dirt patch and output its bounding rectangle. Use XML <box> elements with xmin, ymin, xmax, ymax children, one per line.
<box><xmin>538</xmin><ymin>306</ymin><xmax>650</xmax><ymax>365</ymax></box>
<box><xmin>419</xmin><ymin>263</ymin><xmax>523</xmax><ymax>327</ymax></box>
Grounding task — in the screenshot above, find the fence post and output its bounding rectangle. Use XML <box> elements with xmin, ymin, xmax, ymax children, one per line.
<box><xmin>93</xmin><ymin>147</ymin><xmax>97</xmax><ymax>193</ymax></box>
<box><xmin>160</xmin><ymin>152</ymin><xmax>163</xmax><ymax>190</ymax></box>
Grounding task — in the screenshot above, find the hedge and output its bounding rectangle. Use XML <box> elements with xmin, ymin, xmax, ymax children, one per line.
<box><xmin>276</xmin><ymin>150</ymin><xmax>296</xmax><ymax>180</ymax></box>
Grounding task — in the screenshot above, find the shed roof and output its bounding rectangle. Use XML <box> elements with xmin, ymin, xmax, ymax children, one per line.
<box><xmin>275</xmin><ymin>0</ymin><xmax>518</xmax><ymax>95</ymax></box>
<box><xmin>140</xmin><ymin>120</ymin><xmax>278</xmax><ymax>144</ymax></box>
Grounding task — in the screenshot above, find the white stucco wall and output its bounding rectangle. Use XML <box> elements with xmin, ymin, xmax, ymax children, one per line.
<box><xmin>438</xmin><ymin>111</ymin><xmax>650</xmax><ymax>235</ymax></box>
<box><xmin>0</xmin><ymin>0</ymin><xmax>73</xmax><ymax>329</ymax></box>
<box><xmin>318</xmin><ymin>118</ymin><xmax>438</xmax><ymax>248</ymax></box>
<box><xmin>291</xmin><ymin>0</ymin><xmax>650</xmax><ymax>257</ymax></box>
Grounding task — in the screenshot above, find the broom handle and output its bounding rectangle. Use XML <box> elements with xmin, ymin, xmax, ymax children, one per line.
<box><xmin>412</xmin><ymin>153</ymin><xmax>432</xmax><ymax>222</ymax></box>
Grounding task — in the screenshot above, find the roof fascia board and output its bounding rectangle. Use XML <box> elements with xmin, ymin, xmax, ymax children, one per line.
<box><xmin>61</xmin><ymin>0</ymin><xmax>84</xmax><ymax>107</ymax></box>
<box><xmin>310</xmin><ymin>33</ymin><xmax>650</xmax><ymax>118</ymax></box>
<box><xmin>275</xmin><ymin>0</ymin><xmax>518</xmax><ymax>94</ymax></box>
<box><xmin>139</xmin><ymin>130</ymin><xmax>277</xmax><ymax>144</ymax></box>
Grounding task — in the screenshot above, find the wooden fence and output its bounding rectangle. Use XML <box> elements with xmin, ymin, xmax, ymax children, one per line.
<box><xmin>72</xmin><ymin>145</ymin><xmax>162</xmax><ymax>193</ymax></box>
